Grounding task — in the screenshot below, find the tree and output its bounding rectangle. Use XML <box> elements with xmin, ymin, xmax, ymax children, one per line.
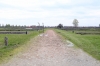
<box><xmin>57</xmin><ymin>24</ymin><xmax>63</xmax><ymax>28</ymax></box>
<box><xmin>73</xmin><ymin>19</ymin><xmax>79</xmax><ymax>27</ymax></box>
<box><xmin>5</xmin><ymin>24</ymin><xmax>10</xmax><ymax>27</ymax></box>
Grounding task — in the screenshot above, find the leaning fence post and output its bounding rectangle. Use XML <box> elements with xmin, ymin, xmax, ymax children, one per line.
<box><xmin>4</xmin><ymin>37</ymin><xmax>8</xmax><ymax>46</ymax></box>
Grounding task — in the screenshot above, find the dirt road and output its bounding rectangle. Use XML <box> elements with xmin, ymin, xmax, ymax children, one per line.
<box><xmin>1</xmin><ymin>30</ymin><xmax>100</xmax><ymax>66</ymax></box>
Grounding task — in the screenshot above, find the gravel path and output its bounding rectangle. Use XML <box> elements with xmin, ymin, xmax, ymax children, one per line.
<box><xmin>1</xmin><ymin>30</ymin><xmax>100</xmax><ymax>66</ymax></box>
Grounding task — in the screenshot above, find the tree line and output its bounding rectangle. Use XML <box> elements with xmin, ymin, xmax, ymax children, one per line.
<box><xmin>57</xmin><ymin>19</ymin><xmax>79</xmax><ymax>28</ymax></box>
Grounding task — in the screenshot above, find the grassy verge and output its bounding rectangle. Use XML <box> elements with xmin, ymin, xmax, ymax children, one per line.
<box><xmin>54</xmin><ymin>29</ymin><xmax>100</xmax><ymax>60</ymax></box>
<box><xmin>0</xmin><ymin>31</ymin><xmax>41</xmax><ymax>63</ymax></box>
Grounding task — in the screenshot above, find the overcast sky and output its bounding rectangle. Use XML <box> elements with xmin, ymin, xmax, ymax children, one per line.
<box><xmin>0</xmin><ymin>0</ymin><xmax>100</xmax><ymax>26</ymax></box>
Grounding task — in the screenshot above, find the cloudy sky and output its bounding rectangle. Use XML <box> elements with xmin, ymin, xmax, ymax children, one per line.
<box><xmin>0</xmin><ymin>0</ymin><xmax>100</xmax><ymax>26</ymax></box>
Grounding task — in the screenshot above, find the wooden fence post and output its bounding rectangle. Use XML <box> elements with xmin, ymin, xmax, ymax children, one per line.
<box><xmin>4</xmin><ymin>37</ymin><xmax>8</xmax><ymax>46</ymax></box>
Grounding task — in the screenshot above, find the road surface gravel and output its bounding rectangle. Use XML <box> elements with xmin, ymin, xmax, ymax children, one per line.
<box><xmin>1</xmin><ymin>30</ymin><xmax>100</xmax><ymax>66</ymax></box>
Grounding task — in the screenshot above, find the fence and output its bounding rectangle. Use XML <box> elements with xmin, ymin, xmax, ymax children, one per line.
<box><xmin>0</xmin><ymin>31</ymin><xmax>27</xmax><ymax>34</ymax></box>
<box><xmin>62</xmin><ymin>26</ymin><xmax>100</xmax><ymax>30</ymax></box>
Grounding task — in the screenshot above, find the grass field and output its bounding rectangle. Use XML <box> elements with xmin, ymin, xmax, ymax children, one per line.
<box><xmin>55</xmin><ymin>29</ymin><xmax>100</xmax><ymax>60</ymax></box>
<box><xmin>0</xmin><ymin>30</ymin><xmax>41</xmax><ymax>63</ymax></box>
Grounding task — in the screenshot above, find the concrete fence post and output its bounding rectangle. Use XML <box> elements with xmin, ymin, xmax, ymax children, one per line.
<box><xmin>4</xmin><ymin>37</ymin><xmax>8</xmax><ymax>46</ymax></box>
<box><xmin>26</xmin><ymin>31</ymin><xmax>27</xmax><ymax>34</ymax></box>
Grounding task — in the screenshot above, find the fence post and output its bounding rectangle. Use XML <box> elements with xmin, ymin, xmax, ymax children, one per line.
<box><xmin>38</xmin><ymin>22</ymin><xmax>40</xmax><ymax>34</ymax></box>
<box><xmin>26</xmin><ymin>31</ymin><xmax>27</xmax><ymax>34</ymax></box>
<box><xmin>72</xmin><ymin>31</ymin><xmax>74</xmax><ymax>33</ymax></box>
<box><xmin>4</xmin><ymin>37</ymin><xmax>8</xmax><ymax>46</ymax></box>
<box><xmin>42</xmin><ymin>23</ymin><xmax>44</xmax><ymax>33</ymax></box>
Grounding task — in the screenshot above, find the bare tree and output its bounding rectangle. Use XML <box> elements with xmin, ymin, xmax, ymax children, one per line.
<box><xmin>73</xmin><ymin>19</ymin><xmax>79</xmax><ymax>27</ymax></box>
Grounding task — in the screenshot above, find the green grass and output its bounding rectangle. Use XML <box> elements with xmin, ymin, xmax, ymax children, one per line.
<box><xmin>0</xmin><ymin>31</ymin><xmax>41</xmax><ymax>63</ymax></box>
<box><xmin>55</xmin><ymin>29</ymin><xmax>100</xmax><ymax>60</ymax></box>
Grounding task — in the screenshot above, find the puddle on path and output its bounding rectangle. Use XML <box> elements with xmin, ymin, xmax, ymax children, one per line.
<box><xmin>45</xmin><ymin>34</ymin><xmax>48</xmax><ymax>37</ymax></box>
<box><xmin>66</xmin><ymin>40</ymin><xmax>74</xmax><ymax>47</ymax></box>
<box><xmin>39</xmin><ymin>34</ymin><xmax>48</xmax><ymax>37</ymax></box>
<box><xmin>39</xmin><ymin>34</ymin><xmax>43</xmax><ymax>36</ymax></box>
